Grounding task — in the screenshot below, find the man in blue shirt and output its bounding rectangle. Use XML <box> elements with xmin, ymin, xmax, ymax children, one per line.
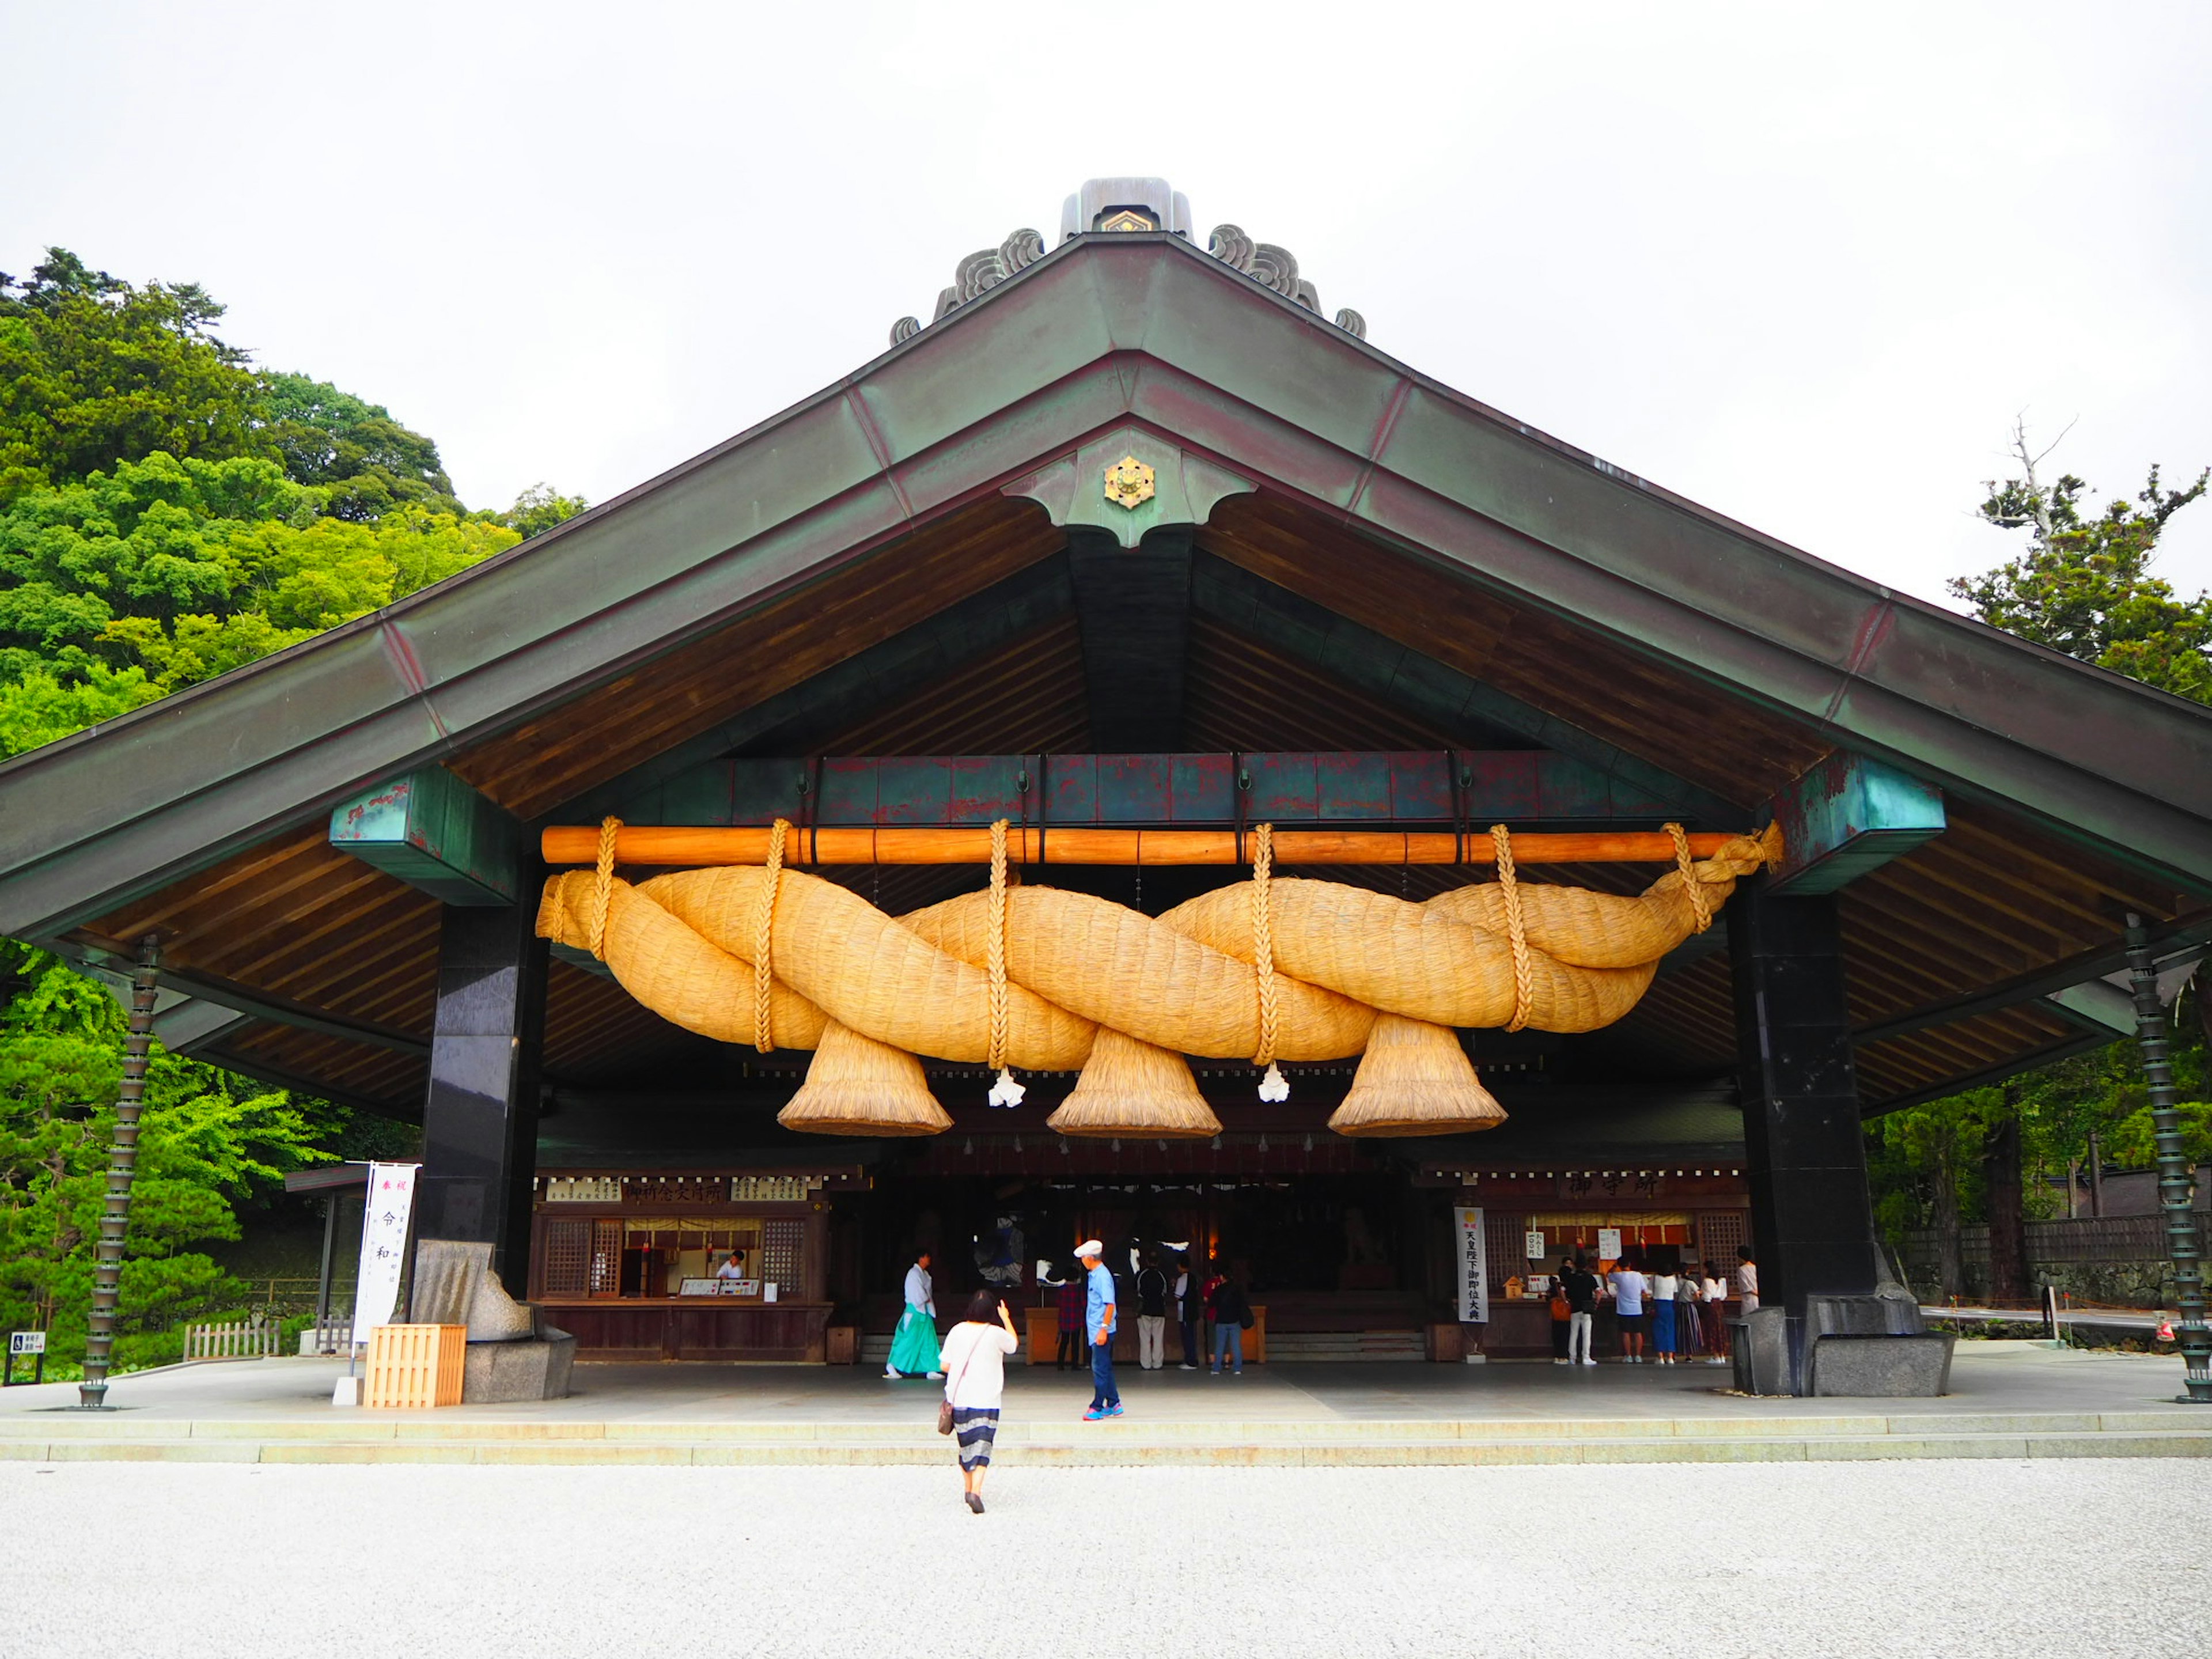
<box><xmin>1077</xmin><ymin>1238</ymin><xmax>1122</xmax><ymax>1421</ymax></box>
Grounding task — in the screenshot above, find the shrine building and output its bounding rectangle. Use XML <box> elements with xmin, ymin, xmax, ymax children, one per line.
<box><xmin>3</xmin><ymin>177</ymin><xmax>2208</xmax><ymax>1393</ymax></box>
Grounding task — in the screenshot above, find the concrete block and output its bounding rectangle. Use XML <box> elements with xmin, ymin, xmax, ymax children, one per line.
<box><xmin>1808</xmin><ymin>1332</ymin><xmax>1956</xmax><ymax>1396</ymax></box>
<box><xmin>1732</xmin><ymin>1307</ymin><xmax>1793</xmax><ymax>1394</ymax></box>
<box><xmin>460</xmin><ymin>1330</ymin><xmax>575</xmax><ymax>1403</ymax></box>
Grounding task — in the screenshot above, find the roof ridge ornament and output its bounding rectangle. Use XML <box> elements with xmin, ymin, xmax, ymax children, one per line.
<box><xmin>889</xmin><ymin>180</ymin><xmax>1368</xmax><ymax>346</ymax></box>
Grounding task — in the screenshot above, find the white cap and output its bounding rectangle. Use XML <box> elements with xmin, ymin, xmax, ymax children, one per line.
<box><xmin>1075</xmin><ymin>1239</ymin><xmax>1104</xmax><ymax>1259</ymax></box>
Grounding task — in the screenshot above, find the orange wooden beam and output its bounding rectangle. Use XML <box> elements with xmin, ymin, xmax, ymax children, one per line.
<box><xmin>541</xmin><ymin>825</ymin><xmax>1758</xmax><ymax>868</ymax></box>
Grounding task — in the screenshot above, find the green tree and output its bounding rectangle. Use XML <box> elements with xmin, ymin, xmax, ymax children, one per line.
<box><xmin>0</xmin><ymin>944</ymin><xmax>334</xmax><ymax>1368</ymax></box>
<box><xmin>0</xmin><ymin>249</ymin><xmax>272</xmax><ymax>506</ymax></box>
<box><xmin>1952</xmin><ymin>422</ymin><xmax>2212</xmax><ymax>702</ymax></box>
<box><xmin>0</xmin><ymin>661</ymin><xmax>162</xmax><ymax>757</ymax></box>
<box><xmin>259</xmin><ymin>372</ymin><xmax>464</xmax><ymax>522</ymax></box>
<box><xmin>0</xmin><ymin>452</ymin><xmax>521</xmax><ymax>691</ymax></box>
<box><xmin>500</xmin><ymin>482</ymin><xmax>590</xmax><ymax>540</ymax></box>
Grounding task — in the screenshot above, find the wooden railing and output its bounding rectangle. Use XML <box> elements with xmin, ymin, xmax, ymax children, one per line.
<box><xmin>182</xmin><ymin>1320</ymin><xmax>285</xmax><ymax>1361</ymax></box>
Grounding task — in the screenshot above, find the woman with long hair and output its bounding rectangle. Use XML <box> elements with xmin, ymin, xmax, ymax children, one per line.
<box><xmin>939</xmin><ymin>1290</ymin><xmax>1020</xmax><ymax>1513</ymax></box>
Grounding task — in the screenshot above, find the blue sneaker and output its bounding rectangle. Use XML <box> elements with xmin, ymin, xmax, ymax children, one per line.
<box><xmin>1105</xmin><ymin>1403</ymin><xmax>1124</xmax><ymax>1416</ymax></box>
<box><xmin>1083</xmin><ymin>1407</ymin><xmax>1107</xmax><ymax>1421</ymax></box>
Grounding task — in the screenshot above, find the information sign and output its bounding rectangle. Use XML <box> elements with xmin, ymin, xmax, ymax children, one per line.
<box><xmin>350</xmin><ymin>1162</ymin><xmax>420</xmax><ymax>1350</ymax></box>
<box><xmin>1597</xmin><ymin>1227</ymin><xmax>1623</xmax><ymax>1263</ymax></box>
<box><xmin>9</xmin><ymin>1331</ymin><xmax>44</xmax><ymax>1355</ymax></box>
<box><xmin>1453</xmin><ymin>1206</ymin><xmax>1488</xmax><ymax>1324</ymax></box>
<box><xmin>1523</xmin><ymin>1230</ymin><xmax>1546</xmax><ymax>1262</ymax></box>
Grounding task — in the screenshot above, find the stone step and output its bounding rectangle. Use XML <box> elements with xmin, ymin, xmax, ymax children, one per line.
<box><xmin>1</xmin><ymin>1427</ymin><xmax>2207</xmax><ymax>1466</ymax></box>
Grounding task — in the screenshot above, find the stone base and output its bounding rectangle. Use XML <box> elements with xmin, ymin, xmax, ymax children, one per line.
<box><xmin>1730</xmin><ymin>1307</ymin><xmax>1793</xmax><ymax>1395</ymax></box>
<box><xmin>1808</xmin><ymin>1332</ymin><xmax>1956</xmax><ymax>1396</ymax></box>
<box><xmin>461</xmin><ymin>1328</ymin><xmax>575</xmax><ymax>1403</ymax></box>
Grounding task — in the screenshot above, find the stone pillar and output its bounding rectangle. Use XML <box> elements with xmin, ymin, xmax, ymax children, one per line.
<box><xmin>1729</xmin><ymin>885</ymin><xmax>1881</xmax><ymax>1390</ymax></box>
<box><xmin>417</xmin><ymin>901</ymin><xmax>547</xmax><ymax>1297</ymax></box>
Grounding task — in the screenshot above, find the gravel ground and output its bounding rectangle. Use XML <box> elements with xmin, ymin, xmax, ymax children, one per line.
<box><xmin>1</xmin><ymin>1459</ymin><xmax>2199</xmax><ymax>1658</ymax></box>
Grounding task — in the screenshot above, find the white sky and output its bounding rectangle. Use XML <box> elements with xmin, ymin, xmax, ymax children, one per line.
<box><xmin>5</xmin><ymin>1</ymin><xmax>2208</xmax><ymax>609</ymax></box>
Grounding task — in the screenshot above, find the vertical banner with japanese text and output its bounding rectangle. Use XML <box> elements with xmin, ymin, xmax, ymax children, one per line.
<box><xmin>350</xmin><ymin>1162</ymin><xmax>421</xmax><ymax>1349</ymax></box>
<box><xmin>1454</xmin><ymin>1206</ymin><xmax>1488</xmax><ymax>1324</ymax></box>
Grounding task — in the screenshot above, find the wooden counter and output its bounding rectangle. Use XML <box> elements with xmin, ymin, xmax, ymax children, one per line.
<box><xmin>540</xmin><ymin>1299</ymin><xmax>832</xmax><ymax>1362</ymax></box>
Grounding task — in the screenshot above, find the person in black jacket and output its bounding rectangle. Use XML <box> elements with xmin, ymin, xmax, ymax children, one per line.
<box><xmin>1207</xmin><ymin>1268</ymin><xmax>1251</xmax><ymax>1375</ymax></box>
<box><xmin>1135</xmin><ymin>1251</ymin><xmax>1169</xmax><ymax>1371</ymax></box>
<box><xmin>1560</xmin><ymin>1253</ymin><xmax>1600</xmax><ymax>1367</ymax></box>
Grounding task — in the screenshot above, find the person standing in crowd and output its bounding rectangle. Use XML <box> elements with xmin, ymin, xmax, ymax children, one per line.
<box><xmin>885</xmin><ymin>1248</ymin><xmax>943</xmax><ymax>1380</ymax></box>
<box><xmin>1561</xmin><ymin>1253</ymin><xmax>1600</xmax><ymax>1366</ymax></box>
<box><xmin>1174</xmin><ymin>1252</ymin><xmax>1201</xmax><ymax>1371</ymax></box>
<box><xmin>1608</xmin><ymin>1253</ymin><xmax>1649</xmax><ymax>1364</ymax></box>
<box><xmin>938</xmin><ymin>1290</ymin><xmax>1020</xmax><ymax>1514</ymax></box>
<box><xmin>1207</xmin><ymin>1266</ymin><xmax>1251</xmax><ymax>1375</ymax></box>
<box><xmin>1078</xmin><ymin>1240</ymin><xmax>1122</xmax><ymax>1421</ymax></box>
<box><xmin>1733</xmin><ymin>1244</ymin><xmax>1760</xmax><ymax>1316</ymax></box>
<box><xmin>1549</xmin><ymin>1260</ymin><xmax>1572</xmax><ymax>1364</ymax></box>
<box><xmin>1135</xmin><ymin>1251</ymin><xmax>1169</xmax><ymax>1372</ymax></box>
<box><xmin>1648</xmin><ymin>1263</ymin><xmax>1679</xmax><ymax>1366</ymax></box>
<box><xmin>1700</xmin><ymin>1263</ymin><xmax>1730</xmax><ymax>1364</ymax></box>
<box><xmin>1053</xmin><ymin>1260</ymin><xmax>1086</xmax><ymax>1370</ymax></box>
<box><xmin>1674</xmin><ymin>1265</ymin><xmax>1703</xmax><ymax>1358</ymax></box>
<box><xmin>1729</xmin><ymin>1245</ymin><xmax>1759</xmax><ymax>1366</ymax></box>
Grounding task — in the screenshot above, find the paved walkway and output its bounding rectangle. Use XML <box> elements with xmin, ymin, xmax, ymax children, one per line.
<box><xmin>3</xmin><ymin>1342</ymin><xmax>2209</xmax><ymax>1463</ymax></box>
<box><xmin>1</xmin><ymin>1458</ymin><xmax>2200</xmax><ymax>1658</ymax></box>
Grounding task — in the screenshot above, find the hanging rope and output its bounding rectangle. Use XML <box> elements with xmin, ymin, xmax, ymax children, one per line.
<box><xmin>588</xmin><ymin>817</ymin><xmax>622</xmax><ymax>961</ymax></box>
<box><xmin>752</xmin><ymin>817</ymin><xmax>789</xmax><ymax>1053</ymax></box>
<box><xmin>986</xmin><ymin>818</ymin><xmax>1025</xmax><ymax>1107</ymax></box>
<box><xmin>1666</xmin><ymin>821</ymin><xmax>1713</xmax><ymax>934</ymax></box>
<box><xmin>1249</xmin><ymin>822</ymin><xmax>1287</xmax><ymax>1100</ymax></box>
<box><xmin>1490</xmin><ymin>823</ymin><xmax>1533</xmax><ymax>1033</ymax></box>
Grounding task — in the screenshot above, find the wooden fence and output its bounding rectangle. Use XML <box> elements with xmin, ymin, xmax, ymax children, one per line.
<box><xmin>182</xmin><ymin>1320</ymin><xmax>285</xmax><ymax>1361</ymax></box>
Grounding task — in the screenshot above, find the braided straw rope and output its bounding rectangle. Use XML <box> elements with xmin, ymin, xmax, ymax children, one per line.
<box><xmin>752</xmin><ymin>817</ymin><xmax>789</xmax><ymax>1054</ymax></box>
<box><xmin>536</xmin><ymin>825</ymin><xmax>1782</xmax><ymax>1133</ymax></box>
<box><xmin>1490</xmin><ymin>823</ymin><xmax>1533</xmax><ymax>1034</ymax></box>
<box><xmin>588</xmin><ymin>816</ymin><xmax>622</xmax><ymax>961</ymax></box>
<box><xmin>1250</xmin><ymin>822</ymin><xmax>1279</xmax><ymax>1071</ymax></box>
<box><xmin>987</xmin><ymin>818</ymin><xmax>1011</xmax><ymax>1070</ymax></box>
<box><xmin>1666</xmin><ymin>821</ymin><xmax>1713</xmax><ymax>934</ymax></box>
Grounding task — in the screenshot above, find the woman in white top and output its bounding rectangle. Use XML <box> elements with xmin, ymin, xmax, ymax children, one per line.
<box><xmin>1733</xmin><ymin>1247</ymin><xmax>1760</xmax><ymax>1314</ymax></box>
<box><xmin>1700</xmin><ymin>1270</ymin><xmax>1729</xmax><ymax>1363</ymax></box>
<box><xmin>1648</xmin><ymin>1269</ymin><xmax>1680</xmax><ymax>1365</ymax></box>
<box><xmin>939</xmin><ymin>1290</ymin><xmax>1021</xmax><ymax>1513</ymax></box>
<box><xmin>885</xmin><ymin>1249</ymin><xmax>943</xmax><ymax>1380</ymax></box>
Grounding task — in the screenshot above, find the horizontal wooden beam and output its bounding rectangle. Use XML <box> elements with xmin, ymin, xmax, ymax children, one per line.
<box><xmin>631</xmin><ymin>749</ymin><xmax>1720</xmax><ymax>831</ymax></box>
<box><xmin>543</xmin><ymin>824</ymin><xmax>1757</xmax><ymax>868</ymax></box>
<box><xmin>328</xmin><ymin>767</ymin><xmax>521</xmax><ymax>906</ymax></box>
<box><xmin>1766</xmin><ymin>753</ymin><xmax>1945</xmax><ymax>894</ymax></box>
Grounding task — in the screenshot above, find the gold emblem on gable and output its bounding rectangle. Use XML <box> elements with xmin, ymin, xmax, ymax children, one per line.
<box><xmin>1103</xmin><ymin>455</ymin><xmax>1156</xmax><ymax>510</ymax></box>
<box><xmin>1098</xmin><ymin>209</ymin><xmax>1157</xmax><ymax>233</ymax></box>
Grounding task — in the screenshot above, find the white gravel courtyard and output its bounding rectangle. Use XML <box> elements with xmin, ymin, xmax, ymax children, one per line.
<box><xmin>2</xmin><ymin>1458</ymin><xmax>2199</xmax><ymax>1658</ymax></box>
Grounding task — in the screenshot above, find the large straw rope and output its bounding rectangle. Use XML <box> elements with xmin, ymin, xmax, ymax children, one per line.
<box><xmin>539</xmin><ymin>824</ymin><xmax>1779</xmax><ymax>1069</ymax></box>
<box><xmin>1490</xmin><ymin>823</ymin><xmax>1533</xmax><ymax>1033</ymax></box>
<box><xmin>1668</xmin><ymin>821</ymin><xmax>1713</xmax><ymax>934</ymax></box>
<box><xmin>1251</xmin><ymin>822</ymin><xmax>1278</xmax><ymax>1071</ymax></box>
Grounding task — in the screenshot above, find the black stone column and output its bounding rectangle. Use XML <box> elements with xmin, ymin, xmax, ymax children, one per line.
<box><xmin>1729</xmin><ymin>884</ymin><xmax>1881</xmax><ymax>1386</ymax></box>
<box><xmin>417</xmin><ymin>900</ymin><xmax>547</xmax><ymax>1297</ymax></box>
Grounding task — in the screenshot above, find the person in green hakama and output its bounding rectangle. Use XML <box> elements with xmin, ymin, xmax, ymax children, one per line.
<box><xmin>885</xmin><ymin>1249</ymin><xmax>944</xmax><ymax>1379</ymax></box>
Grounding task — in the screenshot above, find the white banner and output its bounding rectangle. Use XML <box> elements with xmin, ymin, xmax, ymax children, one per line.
<box><xmin>1454</xmin><ymin>1206</ymin><xmax>1488</xmax><ymax>1324</ymax></box>
<box><xmin>350</xmin><ymin>1162</ymin><xmax>421</xmax><ymax>1349</ymax></box>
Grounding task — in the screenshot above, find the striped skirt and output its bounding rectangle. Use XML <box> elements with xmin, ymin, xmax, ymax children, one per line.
<box><xmin>951</xmin><ymin>1406</ymin><xmax>1000</xmax><ymax>1469</ymax></box>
